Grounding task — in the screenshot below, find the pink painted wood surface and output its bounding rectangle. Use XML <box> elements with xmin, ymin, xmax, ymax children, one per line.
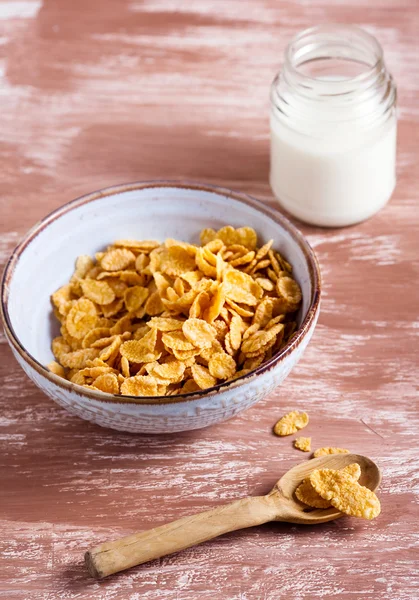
<box><xmin>0</xmin><ymin>1</ymin><xmax>418</xmax><ymax>598</ymax></box>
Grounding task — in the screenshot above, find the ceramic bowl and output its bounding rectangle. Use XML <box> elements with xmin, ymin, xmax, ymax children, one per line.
<box><xmin>1</xmin><ymin>182</ymin><xmax>320</xmax><ymax>433</ymax></box>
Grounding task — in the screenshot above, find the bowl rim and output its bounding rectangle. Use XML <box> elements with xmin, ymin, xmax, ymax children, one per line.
<box><xmin>1</xmin><ymin>180</ymin><xmax>321</xmax><ymax>406</ymax></box>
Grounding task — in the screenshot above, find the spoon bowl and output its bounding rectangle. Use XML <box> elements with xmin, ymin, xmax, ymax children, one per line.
<box><xmin>268</xmin><ymin>453</ymin><xmax>382</xmax><ymax>524</ymax></box>
<box><xmin>86</xmin><ymin>453</ymin><xmax>381</xmax><ymax>578</ymax></box>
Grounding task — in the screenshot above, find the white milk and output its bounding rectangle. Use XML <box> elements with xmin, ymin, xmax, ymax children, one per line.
<box><xmin>269</xmin><ymin>25</ymin><xmax>397</xmax><ymax>227</ymax></box>
<box><xmin>270</xmin><ymin>112</ymin><xmax>397</xmax><ymax>227</ymax></box>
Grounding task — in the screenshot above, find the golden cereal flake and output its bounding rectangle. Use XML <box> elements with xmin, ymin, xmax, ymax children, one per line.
<box><xmin>147</xmin><ymin>361</ymin><xmax>186</xmax><ymax>383</ymax></box>
<box><xmin>165</xmin><ymin>288</ymin><xmax>180</xmax><ymax>304</ymax></box>
<box><xmin>99</xmin><ymin>335</ymin><xmax>122</xmax><ymax>363</ymax></box>
<box><xmin>51</xmin><ymin>284</ymin><xmax>73</xmax><ymax>315</ymax></box>
<box><xmin>161</xmin><ymin>246</ymin><xmax>196</xmax><ymax>276</ymax></box>
<box><xmin>47</xmin><ymin>361</ymin><xmax>66</xmax><ymax>378</ymax></box>
<box><xmin>181</xmin><ymin>270</ymin><xmax>203</xmax><ymax>287</ymax></box>
<box><xmin>92</xmin><ymin>373</ymin><xmax>119</xmax><ymax>394</ymax></box>
<box><xmin>144</xmin><ymin>291</ymin><xmax>165</xmax><ymax>316</ymax></box>
<box><xmin>74</xmin><ymin>255</ymin><xmax>95</xmax><ymax>279</ymax></box>
<box><xmin>294</xmin><ymin>437</ymin><xmax>311</xmax><ymax>452</ymax></box>
<box><xmin>100</xmin><ymin>298</ymin><xmax>124</xmax><ymax>319</ymax></box>
<box><xmin>121</xmin><ymin>356</ymin><xmax>131</xmax><ymax>378</ymax></box>
<box><xmin>252</xmin><ymin>298</ymin><xmax>274</xmax><ymax>328</ymax></box>
<box><xmin>223</xmin><ymin>270</ymin><xmax>261</xmax><ymax>306</ymax></box>
<box><xmin>66</xmin><ymin>298</ymin><xmax>97</xmax><ymax>340</ymax></box>
<box><xmin>189</xmin><ymin>291</ymin><xmax>210</xmax><ymax>319</ymax></box>
<box><xmin>208</xmin><ymin>352</ymin><xmax>236</xmax><ymax>380</ymax></box>
<box><xmin>214</xmin><ymin>226</ymin><xmax>257</xmax><ymax>250</ymax></box>
<box><xmin>229</xmin><ymin>250</ymin><xmax>255</xmax><ymax>267</ymax></box>
<box><xmin>165</xmin><ymin>238</ymin><xmax>197</xmax><ymax>256</ymax></box>
<box><xmin>255</xmin><ymin>277</ymin><xmax>275</xmax><ymax>292</ymax></box>
<box><xmin>313</xmin><ymin>447</ymin><xmax>350</xmax><ymax>458</ymax></box>
<box><xmin>295</xmin><ymin>478</ymin><xmax>331</xmax><ymax>509</ymax></box>
<box><xmin>205</xmin><ymin>284</ymin><xmax>226</xmax><ymax>322</ymax></box>
<box><xmin>200</xmin><ymin>228</ymin><xmax>217</xmax><ymax>246</ymax></box>
<box><xmin>101</xmin><ymin>248</ymin><xmax>136</xmax><ymax>271</ymax></box>
<box><xmin>224</xmin><ymin>332</ymin><xmax>234</xmax><ymax>356</ymax></box>
<box><xmin>120</xmin><ymin>341</ymin><xmax>159</xmax><ymax>365</ymax></box>
<box><xmin>173</xmin><ymin>277</ymin><xmax>185</xmax><ymax>297</ymax></box>
<box><xmin>135</xmin><ymin>253</ymin><xmax>150</xmax><ymax>273</ymax></box>
<box><xmin>110</xmin><ymin>315</ymin><xmax>133</xmax><ymax>335</ymax></box>
<box><xmin>195</xmin><ymin>247</ymin><xmax>217</xmax><ymax>277</ymax></box>
<box><xmin>274</xmin><ymin>410</ymin><xmax>309</xmax><ymax>437</ymax></box>
<box><xmin>191</xmin><ymin>363</ymin><xmax>217</xmax><ymax>390</ymax></box>
<box><xmin>71</xmin><ymin>371</ymin><xmax>87</xmax><ymax>386</ymax></box>
<box><xmin>148</xmin><ymin>317</ymin><xmax>185</xmax><ymax>331</ymax></box>
<box><xmin>241</xmin><ymin>324</ymin><xmax>283</xmax><ymax>356</ymax></box>
<box><xmin>181</xmin><ymin>379</ymin><xmax>201</xmax><ymax>394</ymax></box>
<box><xmin>162</xmin><ymin>330</ymin><xmax>196</xmax><ymax>352</ymax></box>
<box><xmin>224</xmin><ymin>299</ymin><xmax>254</xmax><ymax>318</ymax></box>
<box><xmin>310</xmin><ymin>468</ymin><xmax>380</xmax><ymax>520</ymax></box>
<box><xmin>124</xmin><ymin>286</ymin><xmax>149</xmax><ymax>312</ymax></box>
<box><xmin>242</xmin><ymin>354</ymin><xmax>265</xmax><ymax>371</ymax></box>
<box><xmin>229</xmin><ymin>314</ymin><xmax>243</xmax><ymax>351</ymax></box>
<box><xmin>52</xmin><ymin>337</ymin><xmax>71</xmax><ymax>361</ymax></box>
<box><xmin>172</xmin><ymin>347</ymin><xmax>200</xmax><ymax>361</ymax></box>
<box><xmin>182</xmin><ymin>318</ymin><xmax>216</xmax><ymax>349</ymax></box>
<box><xmin>60</xmin><ymin>348</ymin><xmax>100</xmax><ymax>369</ymax></box>
<box><xmin>78</xmin><ymin>365</ymin><xmax>115</xmax><ymax>378</ymax></box>
<box><xmin>80</xmin><ymin>279</ymin><xmax>115</xmax><ymax>305</ymax></box>
<box><xmin>254</xmin><ymin>240</ymin><xmax>274</xmax><ymax>262</ymax></box>
<box><xmin>295</xmin><ymin>464</ymin><xmax>361</xmax><ymax>509</ymax></box>
<box><xmin>120</xmin><ymin>375</ymin><xmax>159</xmax><ymax>396</ymax></box>
<box><xmin>113</xmin><ymin>239</ymin><xmax>160</xmax><ymax>252</ymax></box>
<box><xmin>276</xmin><ymin>277</ymin><xmax>302</xmax><ymax>309</ymax></box>
<box><xmin>98</xmin><ymin>270</ymin><xmax>144</xmax><ymax>286</ymax></box>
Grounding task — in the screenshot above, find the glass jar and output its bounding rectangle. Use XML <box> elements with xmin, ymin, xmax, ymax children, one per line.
<box><xmin>270</xmin><ymin>25</ymin><xmax>397</xmax><ymax>227</ymax></box>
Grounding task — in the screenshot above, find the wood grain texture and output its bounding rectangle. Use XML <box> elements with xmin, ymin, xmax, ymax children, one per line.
<box><xmin>0</xmin><ymin>1</ymin><xmax>418</xmax><ymax>598</ymax></box>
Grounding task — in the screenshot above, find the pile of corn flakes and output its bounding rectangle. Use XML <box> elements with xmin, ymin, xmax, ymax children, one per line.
<box><xmin>307</xmin><ymin>464</ymin><xmax>381</xmax><ymax>519</ymax></box>
<box><xmin>47</xmin><ymin>226</ymin><xmax>302</xmax><ymax>397</ymax></box>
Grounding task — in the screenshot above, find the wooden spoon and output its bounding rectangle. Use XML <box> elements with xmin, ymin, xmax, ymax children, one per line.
<box><xmin>85</xmin><ymin>453</ymin><xmax>380</xmax><ymax>578</ymax></box>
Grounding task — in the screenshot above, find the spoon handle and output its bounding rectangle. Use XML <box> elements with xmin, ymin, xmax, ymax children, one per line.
<box><xmin>85</xmin><ymin>495</ymin><xmax>277</xmax><ymax>578</ymax></box>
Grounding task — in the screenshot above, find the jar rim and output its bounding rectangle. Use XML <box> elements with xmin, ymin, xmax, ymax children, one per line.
<box><xmin>284</xmin><ymin>24</ymin><xmax>384</xmax><ymax>87</ymax></box>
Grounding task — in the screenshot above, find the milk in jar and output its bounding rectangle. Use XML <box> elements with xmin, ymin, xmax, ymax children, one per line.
<box><xmin>270</xmin><ymin>25</ymin><xmax>397</xmax><ymax>227</ymax></box>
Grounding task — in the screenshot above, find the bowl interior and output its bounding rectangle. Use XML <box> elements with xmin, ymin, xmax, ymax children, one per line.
<box><xmin>4</xmin><ymin>183</ymin><xmax>316</xmax><ymax>374</ymax></box>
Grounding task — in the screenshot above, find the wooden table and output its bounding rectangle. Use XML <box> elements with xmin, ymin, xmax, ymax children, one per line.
<box><xmin>1</xmin><ymin>1</ymin><xmax>418</xmax><ymax>598</ymax></box>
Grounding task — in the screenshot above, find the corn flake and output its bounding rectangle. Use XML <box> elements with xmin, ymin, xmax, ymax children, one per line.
<box><xmin>47</xmin><ymin>361</ymin><xmax>66</xmax><ymax>378</ymax></box>
<box><xmin>276</xmin><ymin>277</ymin><xmax>302</xmax><ymax>310</ymax></box>
<box><xmin>144</xmin><ymin>291</ymin><xmax>165</xmax><ymax>316</ymax></box>
<box><xmin>124</xmin><ymin>286</ymin><xmax>149</xmax><ymax>312</ymax></box>
<box><xmin>295</xmin><ymin>464</ymin><xmax>361</xmax><ymax>509</ymax></box>
<box><xmin>147</xmin><ymin>361</ymin><xmax>185</xmax><ymax>383</ymax></box>
<box><xmin>120</xmin><ymin>375</ymin><xmax>159</xmax><ymax>396</ymax></box>
<box><xmin>82</xmin><ymin>327</ymin><xmax>111</xmax><ymax>349</ymax></box>
<box><xmin>162</xmin><ymin>330</ymin><xmax>195</xmax><ymax>352</ymax></box>
<box><xmin>61</xmin><ymin>348</ymin><xmax>100</xmax><ymax>369</ymax></box>
<box><xmin>294</xmin><ymin>437</ymin><xmax>311</xmax><ymax>452</ymax></box>
<box><xmin>274</xmin><ymin>411</ymin><xmax>309</xmax><ymax>436</ymax></box>
<box><xmin>148</xmin><ymin>317</ymin><xmax>185</xmax><ymax>331</ymax></box>
<box><xmin>80</xmin><ymin>279</ymin><xmax>115</xmax><ymax>305</ymax></box>
<box><xmin>92</xmin><ymin>373</ymin><xmax>119</xmax><ymax>394</ymax></box>
<box><xmin>313</xmin><ymin>447</ymin><xmax>350</xmax><ymax>458</ymax></box>
<box><xmin>191</xmin><ymin>363</ymin><xmax>217</xmax><ymax>389</ymax></box>
<box><xmin>182</xmin><ymin>318</ymin><xmax>216</xmax><ymax>349</ymax></box>
<box><xmin>310</xmin><ymin>467</ymin><xmax>380</xmax><ymax>519</ymax></box>
<box><xmin>208</xmin><ymin>352</ymin><xmax>236</xmax><ymax>380</ymax></box>
<box><xmin>66</xmin><ymin>298</ymin><xmax>97</xmax><ymax>339</ymax></box>
<box><xmin>101</xmin><ymin>248</ymin><xmax>136</xmax><ymax>271</ymax></box>
<box><xmin>295</xmin><ymin>478</ymin><xmax>332</xmax><ymax>509</ymax></box>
